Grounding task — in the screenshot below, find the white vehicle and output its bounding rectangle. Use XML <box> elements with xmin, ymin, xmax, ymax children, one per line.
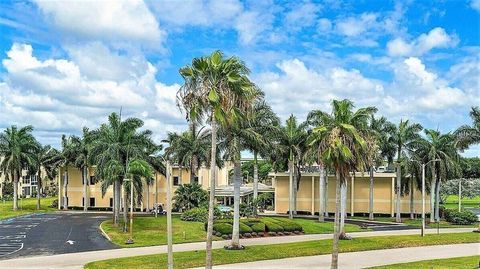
<box><xmin>375</xmin><ymin>166</ymin><xmax>387</xmax><ymax>173</ymax></box>
<box><xmin>151</xmin><ymin>203</ymin><xmax>166</xmax><ymax>215</ymax></box>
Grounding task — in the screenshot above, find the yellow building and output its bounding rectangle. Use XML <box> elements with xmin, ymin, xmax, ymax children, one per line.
<box><xmin>57</xmin><ymin>163</ymin><xmax>234</xmax><ymax>210</ymax></box>
<box><xmin>272</xmin><ymin>171</ymin><xmax>431</xmax><ymax>216</ymax></box>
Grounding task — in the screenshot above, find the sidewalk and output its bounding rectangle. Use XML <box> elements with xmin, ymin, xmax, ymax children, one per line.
<box><xmin>197</xmin><ymin>243</ymin><xmax>480</xmax><ymax>269</ymax></box>
<box><xmin>0</xmin><ymin>228</ymin><xmax>475</xmax><ymax>269</ymax></box>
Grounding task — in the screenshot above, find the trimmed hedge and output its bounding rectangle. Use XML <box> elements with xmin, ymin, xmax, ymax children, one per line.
<box><xmin>240</xmin><ymin>222</ymin><xmax>253</xmax><ymax>233</ymax></box>
<box><xmin>213</xmin><ymin>223</ymin><xmax>233</xmax><ymax>235</ymax></box>
<box><xmin>270</xmin><ymin>218</ymin><xmax>303</xmax><ymax>232</ymax></box>
<box><xmin>205</xmin><ymin>217</ymin><xmax>303</xmax><ymax>236</ymax></box>
<box><xmin>444</xmin><ymin>209</ymin><xmax>478</xmax><ymax>225</ymax></box>
<box><xmin>251</xmin><ymin>222</ymin><xmax>266</xmax><ymax>233</ymax></box>
<box><xmin>181</xmin><ymin>207</ymin><xmax>208</xmax><ymax>222</ymax></box>
<box><xmin>262</xmin><ymin>219</ymin><xmax>284</xmax><ymax>232</ymax></box>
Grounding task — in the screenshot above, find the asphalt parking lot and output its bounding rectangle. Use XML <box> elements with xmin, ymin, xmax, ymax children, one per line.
<box><xmin>0</xmin><ymin>212</ymin><xmax>117</xmax><ymax>260</ymax></box>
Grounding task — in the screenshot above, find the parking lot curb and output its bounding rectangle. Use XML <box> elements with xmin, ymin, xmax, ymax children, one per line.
<box><xmin>99</xmin><ymin>222</ymin><xmax>112</xmax><ymax>242</ymax></box>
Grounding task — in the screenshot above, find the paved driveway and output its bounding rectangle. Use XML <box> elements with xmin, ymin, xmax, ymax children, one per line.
<box><xmin>0</xmin><ymin>212</ymin><xmax>117</xmax><ymax>260</ymax></box>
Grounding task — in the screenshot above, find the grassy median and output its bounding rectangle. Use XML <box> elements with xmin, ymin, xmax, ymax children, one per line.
<box><xmin>369</xmin><ymin>255</ymin><xmax>480</xmax><ymax>268</ymax></box>
<box><xmin>0</xmin><ymin>197</ymin><xmax>57</xmax><ymax>220</ymax></box>
<box><xmin>102</xmin><ymin>215</ymin><xmax>365</xmax><ymax>247</ymax></box>
<box><xmin>85</xmin><ymin>232</ymin><xmax>480</xmax><ymax>269</ymax></box>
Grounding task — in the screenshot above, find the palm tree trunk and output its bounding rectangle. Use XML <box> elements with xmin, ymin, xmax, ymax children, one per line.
<box><xmin>146</xmin><ymin>183</ymin><xmax>150</xmax><ymax>212</ymax></box>
<box><xmin>331</xmin><ymin>169</ymin><xmax>342</xmax><ymax>269</ymax></box>
<box><xmin>319</xmin><ymin>164</ymin><xmax>325</xmax><ymax>222</ymax></box>
<box><xmin>429</xmin><ymin>166</ymin><xmax>436</xmax><ymax>223</ymax></box>
<box><xmin>410</xmin><ymin>178</ymin><xmax>414</xmax><ymax>220</ymax></box>
<box><xmin>293</xmin><ymin>168</ymin><xmax>298</xmax><ymax>215</ymax></box>
<box><xmin>83</xmin><ymin>167</ymin><xmax>88</xmax><ymax>212</ymax></box>
<box><xmin>288</xmin><ymin>158</ymin><xmax>294</xmax><ymax>219</ymax></box>
<box><xmin>13</xmin><ymin>171</ymin><xmax>18</xmax><ymax>211</ymax></box>
<box><xmin>37</xmin><ymin>170</ymin><xmax>42</xmax><ymax>210</ymax></box>
<box><xmin>340</xmin><ymin>181</ymin><xmax>347</xmax><ymax>236</ymax></box>
<box><xmin>324</xmin><ymin>173</ymin><xmax>328</xmax><ymax>217</ymax></box>
<box><xmin>435</xmin><ymin>179</ymin><xmax>441</xmax><ymax>222</ymax></box>
<box><xmin>230</xmin><ymin>146</ymin><xmax>242</xmax><ymax>249</ymax></box>
<box><xmin>63</xmin><ymin>169</ymin><xmax>68</xmax><ymax>210</ymax></box>
<box><xmin>369</xmin><ymin>167</ymin><xmax>374</xmax><ymax>220</ymax></box>
<box><xmin>253</xmin><ymin>151</ymin><xmax>259</xmax><ymax>200</ymax></box>
<box><xmin>123</xmin><ymin>184</ymin><xmax>128</xmax><ymax>232</ymax></box>
<box><xmin>205</xmin><ymin>117</ymin><xmax>217</xmax><ymax>269</ymax></box>
<box><xmin>395</xmin><ymin>162</ymin><xmax>401</xmax><ymax>222</ymax></box>
<box><xmin>114</xmin><ymin>179</ymin><xmax>121</xmax><ymax>226</ymax></box>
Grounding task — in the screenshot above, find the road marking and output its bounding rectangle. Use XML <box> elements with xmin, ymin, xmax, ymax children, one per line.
<box><xmin>66</xmin><ymin>240</ymin><xmax>75</xmax><ymax>245</ymax></box>
<box><xmin>0</xmin><ymin>235</ymin><xmax>26</xmax><ymax>240</ymax></box>
<box><xmin>0</xmin><ymin>243</ymin><xmax>23</xmax><ymax>257</ymax></box>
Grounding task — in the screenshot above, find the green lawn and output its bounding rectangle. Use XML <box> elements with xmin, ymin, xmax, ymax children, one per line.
<box><xmin>85</xmin><ymin>232</ymin><xmax>480</xmax><ymax>269</ymax></box>
<box><xmin>369</xmin><ymin>255</ymin><xmax>480</xmax><ymax>269</ymax></box>
<box><xmin>351</xmin><ymin>216</ymin><xmax>478</xmax><ymax>228</ymax></box>
<box><xmin>102</xmin><ymin>216</ymin><xmax>365</xmax><ymax>248</ymax></box>
<box><xmin>0</xmin><ymin>196</ymin><xmax>57</xmax><ymax>220</ymax></box>
<box><xmin>444</xmin><ymin>195</ymin><xmax>480</xmax><ymax>209</ymax></box>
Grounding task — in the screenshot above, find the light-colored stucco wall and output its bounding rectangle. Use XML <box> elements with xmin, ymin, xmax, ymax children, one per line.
<box><xmin>274</xmin><ymin>172</ymin><xmax>431</xmax><ymax>215</ymax></box>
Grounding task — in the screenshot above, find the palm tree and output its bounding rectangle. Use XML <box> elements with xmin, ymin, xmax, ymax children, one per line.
<box><xmin>90</xmin><ymin>112</ymin><xmax>155</xmax><ymax>227</ymax></box>
<box><xmin>71</xmin><ymin>127</ymin><xmax>92</xmax><ymax>212</ymax></box>
<box><xmin>390</xmin><ymin>119</ymin><xmax>423</xmax><ymax>222</ymax></box>
<box><xmin>0</xmin><ymin>125</ymin><xmax>38</xmax><ymax>210</ymax></box>
<box><xmin>60</xmin><ymin>134</ymin><xmax>76</xmax><ymax>210</ymax></box>
<box><xmin>308</xmin><ymin>99</ymin><xmax>376</xmax><ymax>269</ymax></box>
<box><xmin>278</xmin><ymin>115</ymin><xmax>308</xmax><ymax>219</ymax></box>
<box><xmin>173</xmin><ymin>183</ymin><xmax>208</xmax><ymax>211</ymax></box>
<box><xmin>415</xmin><ymin>129</ymin><xmax>460</xmax><ymax>222</ymax></box>
<box><xmin>455</xmin><ymin>106</ymin><xmax>480</xmax><ymax>149</ymax></box>
<box><xmin>30</xmin><ymin>144</ymin><xmax>62</xmax><ymax>210</ymax></box>
<box><xmin>178</xmin><ymin>50</ymin><xmax>260</xmax><ymax>266</ymax></box>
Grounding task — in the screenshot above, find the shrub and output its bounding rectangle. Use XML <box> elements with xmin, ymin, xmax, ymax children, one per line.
<box><xmin>444</xmin><ymin>209</ymin><xmax>478</xmax><ymax>225</ymax></box>
<box><xmin>271</xmin><ymin>218</ymin><xmax>303</xmax><ymax>232</ymax></box>
<box><xmin>239</xmin><ymin>222</ymin><xmax>253</xmax><ymax>233</ymax></box>
<box><xmin>251</xmin><ymin>222</ymin><xmax>266</xmax><ymax>233</ymax></box>
<box><xmin>262</xmin><ymin>219</ymin><xmax>284</xmax><ymax>232</ymax></box>
<box><xmin>213</xmin><ymin>223</ymin><xmax>233</xmax><ymax>235</ymax></box>
<box><xmin>181</xmin><ymin>207</ymin><xmax>208</xmax><ymax>222</ymax></box>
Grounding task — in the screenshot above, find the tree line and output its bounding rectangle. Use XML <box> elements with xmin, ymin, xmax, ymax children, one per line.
<box><xmin>0</xmin><ymin>50</ymin><xmax>478</xmax><ymax>269</ymax></box>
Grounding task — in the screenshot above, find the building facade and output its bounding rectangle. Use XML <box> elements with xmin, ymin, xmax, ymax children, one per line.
<box><xmin>272</xmin><ymin>171</ymin><xmax>431</xmax><ymax>216</ymax></box>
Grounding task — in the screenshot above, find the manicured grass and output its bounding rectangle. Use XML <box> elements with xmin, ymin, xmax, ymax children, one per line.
<box><xmin>352</xmin><ymin>216</ymin><xmax>478</xmax><ymax>228</ymax></box>
<box><xmin>103</xmin><ymin>215</ymin><xmax>365</xmax><ymax>247</ymax></box>
<box><xmin>369</xmin><ymin>255</ymin><xmax>480</xmax><ymax>269</ymax></box>
<box><xmin>0</xmin><ymin>197</ymin><xmax>57</xmax><ymax>220</ymax></box>
<box><xmin>84</xmin><ymin>232</ymin><xmax>480</xmax><ymax>269</ymax></box>
<box><xmin>268</xmin><ymin>217</ymin><xmax>364</xmax><ymax>234</ymax></box>
<box><xmin>445</xmin><ymin>195</ymin><xmax>480</xmax><ymax>209</ymax></box>
<box><xmin>101</xmin><ymin>215</ymin><xmax>210</xmax><ymax>247</ymax></box>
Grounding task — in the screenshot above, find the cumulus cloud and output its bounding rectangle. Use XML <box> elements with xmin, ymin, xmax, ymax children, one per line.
<box><xmin>34</xmin><ymin>0</ymin><xmax>165</xmax><ymax>46</ymax></box>
<box><xmin>471</xmin><ymin>0</ymin><xmax>480</xmax><ymax>12</ymax></box>
<box><xmin>0</xmin><ymin>43</ymin><xmax>185</xmax><ymax>146</ymax></box>
<box><xmin>387</xmin><ymin>27</ymin><xmax>458</xmax><ymax>57</ymax></box>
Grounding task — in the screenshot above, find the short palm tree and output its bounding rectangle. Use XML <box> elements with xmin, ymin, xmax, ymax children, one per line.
<box><xmin>308</xmin><ymin>99</ymin><xmax>376</xmax><ymax>269</ymax></box>
<box><xmin>71</xmin><ymin>127</ymin><xmax>92</xmax><ymax>211</ymax></box>
<box><xmin>0</xmin><ymin>125</ymin><xmax>39</xmax><ymax>210</ymax></box>
<box><xmin>60</xmin><ymin>134</ymin><xmax>76</xmax><ymax>210</ymax></box>
<box><xmin>90</xmin><ymin>112</ymin><xmax>155</xmax><ymax>227</ymax></box>
<box><xmin>173</xmin><ymin>183</ymin><xmax>208</xmax><ymax>211</ymax></box>
<box><xmin>455</xmin><ymin>106</ymin><xmax>480</xmax><ymax>149</ymax></box>
<box><xmin>30</xmin><ymin>144</ymin><xmax>62</xmax><ymax>210</ymax></box>
<box><xmin>178</xmin><ymin>50</ymin><xmax>260</xmax><ymax>266</ymax></box>
<box><xmin>390</xmin><ymin>119</ymin><xmax>423</xmax><ymax>222</ymax></box>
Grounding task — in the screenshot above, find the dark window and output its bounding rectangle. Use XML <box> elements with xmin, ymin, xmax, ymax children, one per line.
<box><xmin>90</xmin><ymin>198</ymin><xmax>96</xmax><ymax>207</ymax></box>
<box><xmin>90</xmin><ymin>176</ymin><xmax>96</xmax><ymax>185</ymax></box>
<box><xmin>193</xmin><ymin>176</ymin><xmax>199</xmax><ymax>184</ymax></box>
<box><xmin>173</xmin><ymin>176</ymin><xmax>179</xmax><ymax>186</ymax></box>
<box><xmin>82</xmin><ymin>197</ymin><xmax>85</xmax><ymax>206</ymax></box>
<box><xmin>109</xmin><ymin>198</ymin><xmax>113</xmax><ymax>208</ymax></box>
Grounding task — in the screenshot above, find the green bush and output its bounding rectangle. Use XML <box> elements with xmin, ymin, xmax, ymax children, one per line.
<box><xmin>251</xmin><ymin>222</ymin><xmax>266</xmax><ymax>233</ymax></box>
<box><xmin>180</xmin><ymin>207</ymin><xmax>208</xmax><ymax>222</ymax></box>
<box><xmin>270</xmin><ymin>218</ymin><xmax>303</xmax><ymax>232</ymax></box>
<box><xmin>239</xmin><ymin>222</ymin><xmax>253</xmax><ymax>233</ymax></box>
<box><xmin>262</xmin><ymin>219</ymin><xmax>284</xmax><ymax>232</ymax></box>
<box><xmin>213</xmin><ymin>223</ymin><xmax>232</xmax><ymax>235</ymax></box>
<box><xmin>444</xmin><ymin>209</ymin><xmax>478</xmax><ymax>225</ymax></box>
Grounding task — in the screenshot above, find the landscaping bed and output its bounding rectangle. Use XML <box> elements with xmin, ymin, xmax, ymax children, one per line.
<box><xmin>208</xmin><ymin>217</ymin><xmax>304</xmax><ymax>239</ymax></box>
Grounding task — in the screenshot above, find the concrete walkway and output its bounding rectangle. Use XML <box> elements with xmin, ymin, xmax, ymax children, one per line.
<box><xmin>0</xmin><ymin>228</ymin><xmax>475</xmax><ymax>269</ymax></box>
<box><xmin>198</xmin><ymin>243</ymin><xmax>480</xmax><ymax>269</ymax></box>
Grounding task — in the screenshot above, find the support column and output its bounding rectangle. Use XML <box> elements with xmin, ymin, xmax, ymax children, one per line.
<box><xmin>350</xmin><ymin>175</ymin><xmax>354</xmax><ymax>216</ymax></box>
<box><xmin>391</xmin><ymin>177</ymin><xmax>395</xmax><ymax>217</ymax></box>
<box><xmin>311</xmin><ymin>176</ymin><xmax>315</xmax><ymax>215</ymax></box>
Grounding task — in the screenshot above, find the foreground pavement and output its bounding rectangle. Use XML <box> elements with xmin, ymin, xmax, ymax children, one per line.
<box><xmin>198</xmin><ymin>243</ymin><xmax>480</xmax><ymax>269</ymax></box>
<box><xmin>0</xmin><ymin>228</ymin><xmax>474</xmax><ymax>269</ymax></box>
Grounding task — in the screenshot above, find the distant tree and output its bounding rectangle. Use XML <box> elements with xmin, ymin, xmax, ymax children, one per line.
<box><xmin>173</xmin><ymin>183</ymin><xmax>208</xmax><ymax>211</ymax></box>
<box><xmin>455</xmin><ymin>106</ymin><xmax>480</xmax><ymax>149</ymax></box>
<box><xmin>460</xmin><ymin>157</ymin><xmax>480</xmax><ymax>179</ymax></box>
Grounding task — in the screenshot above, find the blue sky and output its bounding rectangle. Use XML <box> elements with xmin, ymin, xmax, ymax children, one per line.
<box><xmin>0</xmin><ymin>0</ymin><xmax>479</xmax><ymax>156</ymax></box>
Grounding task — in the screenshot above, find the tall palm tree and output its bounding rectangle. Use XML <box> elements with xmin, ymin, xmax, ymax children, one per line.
<box><xmin>71</xmin><ymin>127</ymin><xmax>92</xmax><ymax>212</ymax></box>
<box><xmin>415</xmin><ymin>129</ymin><xmax>460</xmax><ymax>222</ymax></box>
<box><xmin>308</xmin><ymin>99</ymin><xmax>376</xmax><ymax>269</ymax></box>
<box><xmin>455</xmin><ymin>106</ymin><xmax>480</xmax><ymax>149</ymax></box>
<box><xmin>30</xmin><ymin>144</ymin><xmax>62</xmax><ymax>210</ymax></box>
<box><xmin>0</xmin><ymin>125</ymin><xmax>38</xmax><ymax>210</ymax></box>
<box><xmin>60</xmin><ymin>134</ymin><xmax>76</xmax><ymax>210</ymax></box>
<box><xmin>390</xmin><ymin>119</ymin><xmax>423</xmax><ymax>222</ymax></box>
<box><xmin>278</xmin><ymin>115</ymin><xmax>308</xmax><ymax>219</ymax></box>
<box><xmin>90</xmin><ymin>112</ymin><xmax>155</xmax><ymax>227</ymax></box>
<box><xmin>178</xmin><ymin>50</ymin><xmax>260</xmax><ymax>267</ymax></box>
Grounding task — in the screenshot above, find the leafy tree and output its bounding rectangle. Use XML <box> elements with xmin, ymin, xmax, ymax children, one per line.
<box><xmin>0</xmin><ymin>125</ymin><xmax>39</xmax><ymax>210</ymax></box>
<box><xmin>460</xmin><ymin>157</ymin><xmax>480</xmax><ymax>179</ymax></box>
<box><xmin>455</xmin><ymin>106</ymin><xmax>480</xmax><ymax>149</ymax></box>
<box><xmin>173</xmin><ymin>183</ymin><xmax>209</xmax><ymax>211</ymax></box>
<box><xmin>178</xmin><ymin>50</ymin><xmax>260</xmax><ymax>264</ymax></box>
<box><xmin>308</xmin><ymin>99</ymin><xmax>376</xmax><ymax>269</ymax></box>
<box><xmin>70</xmin><ymin>127</ymin><xmax>92</xmax><ymax>211</ymax></box>
<box><xmin>440</xmin><ymin>178</ymin><xmax>480</xmax><ymax>204</ymax></box>
<box><xmin>240</xmin><ymin>160</ymin><xmax>272</xmax><ymax>183</ymax></box>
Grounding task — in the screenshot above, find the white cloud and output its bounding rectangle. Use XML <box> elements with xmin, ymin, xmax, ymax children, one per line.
<box><xmin>34</xmin><ymin>0</ymin><xmax>165</xmax><ymax>46</ymax></box>
<box><xmin>317</xmin><ymin>18</ymin><xmax>332</xmax><ymax>32</ymax></box>
<box><xmin>471</xmin><ymin>0</ymin><xmax>480</xmax><ymax>12</ymax></box>
<box><xmin>0</xmin><ymin>43</ymin><xmax>185</xmax><ymax>146</ymax></box>
<box><xmin>387</xmin><ymin>27</ymin><xmax>458</xmax><ymax>57</ymax></box>
<box><xmin>335</xmin><ymin>13</ymin><xmax>379</xmax><ymax>37</ymax></box>
<box><xmin>285</xmin><ymin>1</ymin><xmax>322</xmax><ymax>31</ymax></box>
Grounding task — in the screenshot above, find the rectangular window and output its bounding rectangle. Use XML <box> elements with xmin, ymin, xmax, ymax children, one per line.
<box><xmin>193</xmin><ymin>176</ymin><xmax>199</xmax><ymax>184</ymax></box>
<box><xmin>22</xmin><ymin>187</ymin><xmax>30</xmax><ymax>196</ymax></box>
<box><xmin>173</xmin><ymin>176</ymin><xmax>179</xmax><ymax>186</ymax></box>
<box><xmin>31</xmin><ymin>175</ymin><xmax>38</xmax><ymax>185</ymax></box>
<box><xmin>109</xmin><ymin>198</ymin><xmax>113</xmax><ymax>208</ymax></box>
<box><xmin>31</xmin><ymin>186</ymin><xmax>37</xmax><ymax>194</ymax></box>
<box><xmin>22</xmin><ymin>176</ymin><xmax>30</xmax><ymax>185</ymax></box>
<box><xmin>90</xmin><ymin>198</ymin><xmax>95</xmax><ymax>207</ymax></box>
<box><xmin>90</xmin><ymin>176</ymin><xmax>96</xmax><ymax>185</ymax></box>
